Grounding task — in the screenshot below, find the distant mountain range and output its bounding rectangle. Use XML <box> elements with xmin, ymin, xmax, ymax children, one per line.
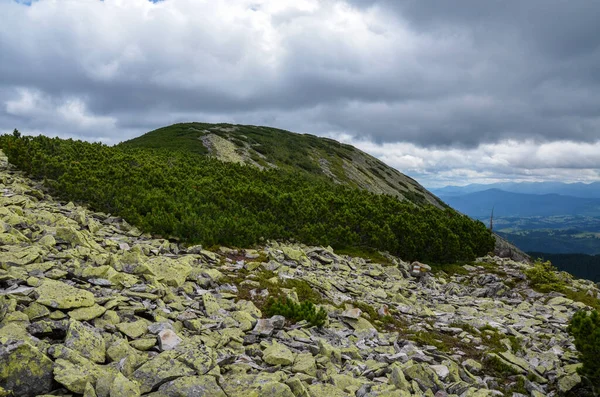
<box><xmin>432</xmin><ymin>183</ymin><xmax>600</xmax><ymax>256</ymax></box>
<box><xmin>437</xmin><ymin>188</ymin><xmax>600</xmax><ymax>218</ymax></box>
<box><xmin>431</xmin><ymin>181</ymin><xmax>600</xmax><ymax>198</ymax></box>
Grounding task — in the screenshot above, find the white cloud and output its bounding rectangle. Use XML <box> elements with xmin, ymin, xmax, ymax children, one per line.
<box><xmin>328</xmin><ymin>134</ymin><xmax>600</xmax><ymax>186</ymax></box>
<box><xmin>0</xmin><ymin>0</ymin><xmax>599</xmax><ymax>186</ymax></box>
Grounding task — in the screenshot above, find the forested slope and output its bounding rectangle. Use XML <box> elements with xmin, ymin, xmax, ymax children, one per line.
<box><xmin>0</xmin><ymin>132</ymin><xmax>494</xmax><ymax>263</ymax></box>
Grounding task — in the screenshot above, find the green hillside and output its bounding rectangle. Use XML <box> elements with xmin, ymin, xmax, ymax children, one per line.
<box><xmin>0</xmin><ymin>129</ymin><xmax>494</xmax><ymax>263</ymax></box>
<box><xmin>121</xmin><ymin>123</ymin><xmax>445</xmax><ymax>208</ymax></box>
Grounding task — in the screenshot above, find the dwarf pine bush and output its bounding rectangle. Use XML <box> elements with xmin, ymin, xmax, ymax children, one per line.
<box><xmin>265</xmin><ymin>297</ymin><xmax>327</xmax><ymax>327</ymax></box>
<box><xmin>568</xmin><ymin>309</ymin><xmax>600</xmax><ymax>387</ymax></box>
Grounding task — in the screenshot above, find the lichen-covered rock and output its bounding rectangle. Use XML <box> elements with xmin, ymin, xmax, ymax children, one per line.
<box><xmin>65</xmin><ymin>320</ymin><xmax>106</xmax><ymax>364</ymax></box>
<box><xmin>263</xmin><ymin>341</ymin><xmax>294</xmax><ymax>366</ymax></box>
<box><xmin>557</xmin><ymin>372</ymin><xmax>581</xmax><ymax>393</ymax></box>
<box><xmin>117</xmin><ymin>319</ymin><xmax>149</xmax><ymax>339</ymax></box>
<box><xmin>154</xmin><ymin>375</ymin><xmax>227</xmax><ymax>397</ymax></box>
<box><xmin>69</xmin><ymin>304</ymin><xmax>106</xmax><ymax>321</ymax></box>
<box><xmin>109</xmin><ymin>372</ymin><xmax>141</xmax><ymax>397</ymax></box>
<box><xmin>131</xmin><ymin>350</ymin><xmax>196</xmax><ymax>393</ymax></box>
<box><xmin>0</xmin><ymin>340</ymin><xmax>54</xmax><ymax>397</ymax></box>
<box><xmin>292</xmin><ymin>352</ymin><xmax>317</xmax><ymax>376</ymax></box>
<box><xmin>221</xmin><ymin>373</ymin><xmax>295</xmax><ymax>397</ymax></box>
<box><xmin>35</xmin><ymin>279</ymin><xmax>95</xmax><ymax>309</ymax></box>
<box><xmin>308</xmin><ymin>383</ymin><xmax>350</xmax><ymax>397</ymax></box>
<box><xmin>403</xmin><ymin>363</ymin><xmax>442</xmax><ymax>392</ymax></box>
<box><xmin>50</xmin><ymin>345</ymin><xmax>116</xmax><ymax>394</ymax></box>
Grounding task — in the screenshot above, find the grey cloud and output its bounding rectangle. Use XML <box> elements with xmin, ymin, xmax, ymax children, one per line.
<box><xmin>0</xmin><ymin>0</ymin><xmax>599</xmax><ymax>154</ymax></box>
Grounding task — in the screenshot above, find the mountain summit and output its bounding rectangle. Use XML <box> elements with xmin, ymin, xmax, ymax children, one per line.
<box><xmin>121</xmin><ymin>122</ymin><xmax>445</xmax><ymax>209</ymax></box>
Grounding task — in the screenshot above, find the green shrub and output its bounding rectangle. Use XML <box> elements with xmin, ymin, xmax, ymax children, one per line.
<box><xmin>524</xmin><ymin>259</ymin><xmax>561</xmax><ymax>288</ymax></box>
<box><xmin>264</xmin><ymin>297</ymin><xmax>327</xmax><ymax>327</ymax></box>
<box><xmin>568</xmin><ymin>310</ymin><xmax>600</xmax><ymax>387</ymax></box>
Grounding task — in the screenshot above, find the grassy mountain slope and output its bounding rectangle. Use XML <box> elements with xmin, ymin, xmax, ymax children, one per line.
<box><xmin>121</xmin><ymin>122</ymin><xmax>445</xmax><ymax>208</ymax></box>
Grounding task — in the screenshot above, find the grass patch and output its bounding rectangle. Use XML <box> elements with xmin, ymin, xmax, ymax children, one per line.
<box><xmin>484</xmin><ymin>355</ymin><xmax>521</xmax><ymax>376</ymax></box>
<box><xmin>449</xmin><ymin>321</ymin><xmax>478</xmax><ymax>334</ymax></box>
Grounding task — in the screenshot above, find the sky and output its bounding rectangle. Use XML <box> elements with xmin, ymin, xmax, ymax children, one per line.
<box><xmin>1</xmin><ymin>0</ymin><xmax>600</xmax><ymax>187</ymax></box>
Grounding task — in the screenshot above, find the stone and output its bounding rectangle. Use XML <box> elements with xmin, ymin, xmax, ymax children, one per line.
<box><xmin>557</xmin><ymin>373</ymin><xmax>581</xmax><ymax>393</ymax></box>
<box><xmin>131</xmin><ymin>350</ymin><xmax>196</xmax><ymax>393</ymax></box>
<box><xmin>308</xmin><ymin>383</ymin><xmax>349</xmax><ymax>397</ymax></box>
<box><xmin>156</xmin><ymin>375</ymin><xmax>227</xmax><ymax>397</ymax></box>
<box><xmin>403</xmin><ymin>364</ymin><xmax>441</xmax><ymax>392</ymax></box>
<box><xmin>50</xmin><ymin>346</ymin><xmax>116</xmax><ymax>394</ymax></box>
<box><xmin>158</xmin><ymin>329</ymin><xmax>183</xmax><ymax>351</ymax></box>
<box><xmin>35</xmin><ymin>279</ymin><xmax>95</xmax><ymax>309</ymax></box>
<box><xmin>202</xmin><ymin>293</ymin><xmax>222</xmax><ymax>317</ymax></box>
<box><xmin>68</xmin><ymin>304</ymin><xmax>107</xmax><ymax>321</ymax></box>
<box><xmin>220</xmin><ymin>373</ymin><xmax>295</xmax><ymax>397</ymax></box>
<box><xmin>145</xmin><ymin>257</ymin><xmax>192</xmax><ymax>287</ymax></box>
<box><xmin>109</xmin><ymin>372</ymin><xmax>141</xmax><ymax>397</ymax></box>
<box><xmin>263</xmin><ymin>341</ymin><xmax>295</xmax><ymax>366</ymax></box>
<box><xmin>252</xmin><ymin>318</ymin><xmax>275</xmax><ymax>336</ymax></box>
<box><xmin>389</xmin><ymin>364</ymin><xmax>412</xmax><ymax>391</ymax></box>
<box><xmin>292</xmin><ymin>352</ymin><xmax>317</xmax><ymax>376</ymax></box>
<box><xmin>430</xmin><ymin>365</ymin><xmax>449</xmax><ymax>380</ymax></box>
<box><xmin>270</xmin><ymin>315</ymin><xmax>286</xmax><ymax>329</ymax></box>
<box><xmin>117</xmin><ymin>320</ymin><xmax>149</xmax><ymax>339</ymax></box>
<box><xmin>463</xmin><ymin>359</ymin><xmax>482</xmax><ymax>374</ymax></box>
<box><xmin>341</xmin><ymin>307</ymin><xmax>363</xmax><ymax>319</ymax></box>
<box><xmin>0</xmin><ymin>340</ymin><xmax>54</xmax><ymax>397</ymax></box>
<box><xmin>65</xmin><ymin>320</ymin><xmax>106</xmax><ymax>364</ymax></box>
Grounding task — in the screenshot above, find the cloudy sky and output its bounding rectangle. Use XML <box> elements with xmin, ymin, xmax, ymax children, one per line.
<box><xmin>1</xmin><ymin>0</ymin><xmax>599</xmax><ymax>187</ymax></box>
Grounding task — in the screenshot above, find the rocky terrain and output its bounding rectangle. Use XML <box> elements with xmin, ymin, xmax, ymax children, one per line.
<box><xmin>1</xmin><ymin>149</ymin><xmax>598</xmax><ymax>397</ymax></box>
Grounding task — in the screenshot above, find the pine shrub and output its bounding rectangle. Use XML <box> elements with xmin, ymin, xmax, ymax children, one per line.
<box><xmin>264</xmin><ymin>297</ymin><xmax>327</xmax><ymax>327</ymax></box>
<box><xmin>568</xmin><ymin>309</ymin><xmax>600</xmax><ymax>387</ymax></box>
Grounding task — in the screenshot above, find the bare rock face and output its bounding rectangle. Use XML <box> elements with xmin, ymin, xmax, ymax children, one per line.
<box><xmin>0</xmin><ymin>149</ymin><xmax>596</xmax><ymax>396</ymax></box>
<box><xmin>493</xmin><ymin>233</ymin><xmax>531</xmax><ymax>263</ymax></box>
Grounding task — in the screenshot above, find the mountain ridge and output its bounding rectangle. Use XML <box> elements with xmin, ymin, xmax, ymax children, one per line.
<box><xmin>431</xmin><ymin>181</ymin><xmax>600</xmax><ymax>199</ymax></box>
<box><xmin>438</xmin><ymin>189</ymin><xmax>600</xmax><ymax>218</ymax></box>
<box><xmin>121</xmin><ymin>122</ymin><xmax>445</xmax><ymax>209</ymax></box>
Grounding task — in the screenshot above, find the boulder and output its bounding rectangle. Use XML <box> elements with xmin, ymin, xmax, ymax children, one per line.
<box><xmin>0</xmin><ymin>340</ymin><xmax>54</xmax><ymax>397</ymax></box>
<box><xmin>35</xmin><ymin>279</ymin><xmax>95</xmax><ymax>309</ymax></box>
<box><xmin>263</xmin><ymin>341</ymin><xmax>295</xmax><ymax>366</ymax></box>
<box><xmin>156</xmin><ymin>376</ymin><xmax>227</xmax><ymax>397</ymax></box>
<box><xmin>65</xmin><ymin>320</ymin><xmax>106</xmax><ymax>364</ymax></box>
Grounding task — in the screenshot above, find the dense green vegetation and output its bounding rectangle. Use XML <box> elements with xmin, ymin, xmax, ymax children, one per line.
<box><xmin>568</xmin><ymin>310</ymin><xmax>600</xmax><ymax>392</ymax></box>
<box><xmin>264</xmin><ymin>297</ymin><xmax>327</xmax><ymax>327</ymax></box>
<box><xmin>122</xmin><ymin>122</ymin><xmax>445</xmax><ymax>208</ymax></box>
<box><xmin>122</xmin><ymin>122</ymin><xmax>358</xmax><ymax>174</ymax></box>
<box><xmin>524</xmin><ymin>259</ymin><xmax>600</xmax><ymax>310</ymax></box>
<box><xmin>0</xmin><ymin>133</ymin><xmax>494</xmax><ymax>263</ymax></box>
<box><xmin>528</xmin><ymin>252</ymin><xmax>600</xmax><ymax>282</ymax></box>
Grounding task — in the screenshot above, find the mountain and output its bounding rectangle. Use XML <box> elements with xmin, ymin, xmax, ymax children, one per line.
<box><xmin>438</xmin><ymin>188</ymin><xmax>600</xmax><ymax>218</ymax></box>
<box><xmin>431</xmin><ymin>181</ymin><xmax>600</xmax><ymax>198</ymax></box>
<box><xmin>0</xmin><ymin>149</ymin><xmax>597</xmax><ymax>396</ymax></box>
<box><xmin>0</xmin><ymin>129</ymin><xmax>496</xmax><ymax>264</ymax></box>
<box><xmin>121</xmin><ymin>122</ymin><xmax>445</xmax><ymax>209</ymax></box>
